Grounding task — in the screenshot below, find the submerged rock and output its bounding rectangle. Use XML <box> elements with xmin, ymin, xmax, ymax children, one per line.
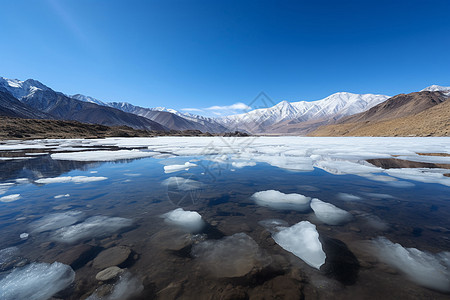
<box><xmin>93</xmin><ymin>246</ymin><xmax>131</xmax><ymax>269</ymax></box>
<box><xmin>96</xmin><ymin>266</ymin><xmax>125</xmax><ymax>281</ymax></box>
<box><xmin>192</xmin><ymin>233</ymin><xmax>271</xmax><ymax>278</ymax></box>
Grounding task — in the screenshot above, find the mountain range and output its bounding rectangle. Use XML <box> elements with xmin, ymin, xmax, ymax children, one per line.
<box><xmin>309</xmin><ymin>90</ymin><xmax>450</xmax><ymax>136</ymax></box>
<box><xmin>0</xmin><ymin>76</ymin><xmax>448</xmax><ymax>136</ymax></box>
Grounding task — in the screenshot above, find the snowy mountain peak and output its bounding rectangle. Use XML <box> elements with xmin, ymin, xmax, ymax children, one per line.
<box><xmin>421</xmin><ymin>85</ymin><xmax>450</xmax><ymax>92</ymax></box>
<box><xmin>0</xmin><ymin>77</ymin><xmax>50</xmax><ymax>100</ymax></box>
<box><xmin>71</xmin><ymin>94</ymin><xmax>108</xmax><ymax>106</ymax></box>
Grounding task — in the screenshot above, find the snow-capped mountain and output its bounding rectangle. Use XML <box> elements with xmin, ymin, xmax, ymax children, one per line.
<box><xmin>0</xmin><ymin>77</ymin><xmax>166</xmax><ymax>131</ymax></box>
<box><xmin>217</xmin><ymin>92</ymin><xmax>390</xmax><ymax>133</ymax></box>
<box><xmin>421</xmin><ymin>85</ymin><xmax>450</xmax><ymax>96</ymax></box>
<box><xmin>108</xmin><ymin>102</ymin><xmax>228</xmax><ymax>133</ymax></box>
<box><xmin>71</xmin><ymin>94</ymin><xmax>108</xmax><ymax>106</ymax></box>
<box><xmin>0</xmin><ymin>77</ymin><xmax>50</xmax><ymax>100</ymax></box>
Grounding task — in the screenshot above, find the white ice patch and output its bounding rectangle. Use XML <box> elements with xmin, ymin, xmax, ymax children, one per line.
<box><xmin>161</xmin><ymin>177</ymin><xmax>203</xmax><ymax>191</ymax></box>
<box><xmin>251</xmin><ymin>190</ymin><xmax>311</xmax><ymax>211</ymax></box>
<box><xmin>363</xmin><ymin>192</ymin><xmax>395</xmax><ymax>199</ymax></box>
<box><xmin>0</xmin><ymin>183</ymin><xmax>13</xmax><ymax>195</ymax></box>
<box><xmin>0</xmin><ymin>262</ymin><xmax>75</xmax><ymax>300</ymax></box>
<box><xmin>162</xmin><ymin>208</ymin><xmax>204</xmax><ymax>233</ymax></box>
<box><xmin>54</xmin><ymin>194</ymin><xmax>70</xmax><ymax>199</ymax></box>
<box><xmin>0</xmin><ymin>247</ymin><xmax>19</xmax><ymax>266</ymax></box>
<box><xmin>371</xmin><ymin>237</ymin><xmax>450</xmax><ymax>292</ymax></box>
<box><xmin>52</xmin><ymin>216</ymin><xmax>133</xmax><ymax>243</ymax></box>
<box><xmin>314</xmin><ymin>159</ymin><xmax>382</xmax><ymax>175</ymax></box>
<box><xmin>30</xmin><ymin>211</ymin><xmax>84</xmax><ymax>233</ymax></box>
<box><xmin>0</xmin><ymin>194</ymin><xmax>21</xmax><ymax>203</ymax></box>
<box><xmin>192</xmin><ymin>233</ymin><xmax>269</xmax><ymax>277</ymax></box>
<box><xmin>51</xmin><ymin>150</ymin><xmax>157</xmax><ymax>161</ymax></box>
<box><xmin>310</xmin><ymin>198</ymin><xmax>352</xmax><ymax>225</ymax></box>
<box><xmin>272</xmin><ymin>221</ymin><xmax>326</xmax><ymax>269</ymax></box>
<box><xmin>35</xmin><ymin>176</ymin><xmax>107</xmax><ymax>184</ymax></box>
<box><xmin>231</xmin><ymin>161</ymin><xmax>256</xmax><ymax>168</ymax></box>
<box><xmin>338</xmin><ymin>193</ymin><xmax>362</xmax><ymax>201</ymax></box>
<box><xmin>163</xmin><ymin>162</ymin><xmax>197</xmax><ymax>173</ymax></box>
<box><xmin>385</xmin><ymin>168</ymin><xmax>450</xmax><ymax>186</ymax></box>
<box><xmin>0</xmin><ymin>157</ymin><xmax>33</xmax><ymax>160</ymax></box>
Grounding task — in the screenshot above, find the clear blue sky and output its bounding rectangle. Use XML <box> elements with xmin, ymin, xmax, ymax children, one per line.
<box><xmin>1</xmin><ymin>0</ymin><xmax>449</xmax><ymax>115</ymax></box>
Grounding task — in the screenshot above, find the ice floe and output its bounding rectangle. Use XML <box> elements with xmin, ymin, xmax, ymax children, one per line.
<box><xmin>231</xmin><ymin>161</ymin><xmax>256</xmax><ymax>168</ymax></box>
<box><xmin>163</xmin><ymin>162</ymin><xmax>197</xmax><ymax>173</ymax></box>
<box><xmin>0</xmin><ymin>247</ymin><xmax>20</xmax><ymax>268</ymax></box>
<box><xmin>51</xmin><ymin>150</ymin><xmax>157</xmax><ymax>161</ymax></box>
<box><xmin>371</xmin><ymin>237</ymin><xmax>450</xmax><ymax>292</ymax></box>
<box><xmin>385</xmin><ymin>168</ymin><xmax>450</xmax><ymax>186</ymax></box>
<box><xmin>162</xmin><ymin>208</ymin><xmax>204</xmax><ymax>233</ymax></box>
<box><xmin>35</xmin><ymin>176</ymin><xmax>107</xmax><ymax>184</ymax></box>
<box><xmin>30</xmin><ymin>211</ymin><xmax>84</xmax><ymax>233</ymax></box>
<box><xmin>192</xmin><ymin>233</ymin><xmax>270</xmax><ymax>277</ymax></box>
<box><xmin>272</xmin><ymin>221</ymin><xmax>326</xmax><ymax>269</ymax></box>
<box><xmin>251</xmin><ymin>190</ymin><xmax>311</xmax><ymax>211</ymax></box>
<box><xmin>161</xmin><ymin>177</ymin><xmax>203</xmax><ymax>191</ymax></box>
<box><xmin>86</xmin><ymin>272</ymin><xmax>143</xmax><ymax>300</ymax></box>
<box><xmin>338</xmin><ymin>193</ymin><xmax>362</xmax><ymax>201</ymax></box>
<box><xmin>54</xmin><ymin>194</ymin><xmax>70</xmax><ymax>199</ymax></box>
<box><xmin>310</xmin><ymin>198</ymin><xmax>352</xmax><ymax>225</ymax></box>
<box><xmin>0</xmin><ymin>262</ymin><xmax>75</xmax><ymax>300</ymax></box>
<box><xmin>0</xmin><ymin>194</ymin><xmax>21</xmax><ymax>203</ymax></box>
<box><xmin>0</xmin><ymin>183</ymin><xmax>13</xmax><ymax>195</ymax></box>
<box><xmin>52</xmin><ymin>216</ymin><xmax>133</xmax><ymax>243</ymax></box>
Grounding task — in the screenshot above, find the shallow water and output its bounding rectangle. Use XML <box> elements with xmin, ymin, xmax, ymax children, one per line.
<box><xmin>0</xmin><ymin>137</ymin><xmax>450</xmax><ymax>299</ymax></box>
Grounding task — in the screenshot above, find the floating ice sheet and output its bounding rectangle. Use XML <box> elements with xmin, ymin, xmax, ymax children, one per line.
<box><xmin>338</xmin><ymin>193</ymin><xmax>362</xmax><ymax>201</ymax></box>
<box><xmin>310</xmin><ymin>198</ymin><xmax>352</xmax><ymax>225</ymax></box>
<box><xmin>163</xmin><ymin>162</ymin><xmax>197</xmax><ymax>173</ymax></box>
<box><xmin>54</xmin><ymin>194</ymin><xmax>70</xmax><ymax>199</ymax></box>
<box><xmin>272</xmin><ymin>221</ymin><xmax>326</xmax><ymax>269</ymax></box>
<box><xmin>371</xmin><ymin>237</ymin><xmax>450</xmax><ymax>292</ymax></box>
<box><xmin>163</xmin><ymin>208</ymin><xmax>204</xmax><ymax>233</ymax></box>
<box><xmin>161</xmin><ymin>177</ymin><xmax>203</xmax><ymax>191</ymax></box>
<box><xmin>0</xmin><ymin>194</ymin><xmax>21</xmax><ymax>203</ymax></box>
<box><xmin>0</xmin><ymin>262</ymin><xmax>75</xmax><ymax>300</ymax></box>
<box><xmin>385</xmin><ymin>168</ymin><xmax>450</xmax><ymax>186</ymax></box>
<box><xmin>35</xmin><ymin>176</ymin><xmax>107</xmax><ymax>184</ymax></box>
<box><xmin>30</xmin><ymin>211</ymin><xmax>84</xmax><ymax>233</ymax></box>
<box><xmin>51</xmin><ymin>150</ymin><xmax>157</xmax><ymax>161</ymax></box>
<box><xmin>52</xmin><ymin>216</ymin><xmax>133</xmax><ymax>243</ymax></box>
<box><xmin>251</xmin><ymin>190</ymin><xmax>311</xmax><ymax>211</ymax></box>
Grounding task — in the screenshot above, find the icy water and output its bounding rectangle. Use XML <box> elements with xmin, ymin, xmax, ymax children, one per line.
<box><xmin>1</xmin><ymin>137</ymin><xmax>450</xmax><ymax>299</ymax></box>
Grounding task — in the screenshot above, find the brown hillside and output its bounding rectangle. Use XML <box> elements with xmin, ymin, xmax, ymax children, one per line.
<box><xmin>309</xmin><ymin>96</ymin><xmax>450</xmax><ymax>137</ymax></box>
<box><xmin>338</xmin><ymin>91</ymin><xmax>446</xmax><ymax>124</ymax></box>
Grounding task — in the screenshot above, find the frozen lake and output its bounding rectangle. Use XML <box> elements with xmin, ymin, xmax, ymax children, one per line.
<box><xmin>1</xmin><ymin>137</ymin><xmax>450</xmax><ymax>299</ymax></box>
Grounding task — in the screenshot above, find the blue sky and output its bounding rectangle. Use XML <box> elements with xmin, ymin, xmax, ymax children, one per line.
<box><xmin>1</xmin><ymin>0</ymin><xmax>449</xmax><ymax>116</ymax></box>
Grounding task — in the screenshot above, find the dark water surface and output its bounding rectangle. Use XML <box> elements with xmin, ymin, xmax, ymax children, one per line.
<box><xmin>1</xmin><ymin>148</ymin><xmax>450</xmax><ymax>299</ymax></box>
